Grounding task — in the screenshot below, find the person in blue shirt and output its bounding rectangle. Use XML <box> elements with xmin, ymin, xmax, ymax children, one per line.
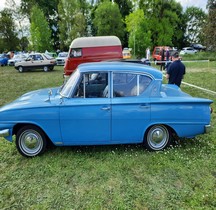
<box><xmin>166</xmin><ymin>52</ymin><xmax>185</xmax><ymax>87</ymax></box>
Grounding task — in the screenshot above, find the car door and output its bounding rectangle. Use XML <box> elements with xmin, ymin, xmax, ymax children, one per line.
<box><xmin>111</xmin><ymin>72</ymin><xmax>152</xmax><ymax>144</ymax></box>
<box><xmin>32</xmin><ymin>54</ymin><xmax>44</xmax><ymax>68</ymax></box>
<box><xmin>60</xmin><ymin>72</ymin><xmax>111</xmax><ymax>145</ymax></box>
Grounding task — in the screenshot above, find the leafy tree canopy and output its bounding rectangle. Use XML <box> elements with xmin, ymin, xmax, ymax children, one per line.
<box><xmin>30</xmin><ymin>5</ymin><xmax>52</xmax><ymax>52</ymax></box>
<box><xmin>93</xmin><ymin>0</ymin><xmax>125</xmax><ymax>41</ymax></box>
<box><xmin>58</xmin><ymin>0</ymin><xmax>87</xmax><ymax>51</ymax></box>
<box><xmin>138</xmin><ymin>0</ymin><xmax>184</xmax><ymax>49</ymax></box>
<box><xmin>0</xmin><ymin>9</ymin><xmax>19</xmax><ymax>51</ymax></box>
<box><xmin>125</xmin><ymin>9</ymin><xmax>151</xmax><ymax>57</ymax></box>
<box><xmin>204</xmin><ymin>0</ymin><xmax>216</xmax><ymax>50</ymax></box>
<box><xmin>184</xmin><ymin>7</ymin><xmax>207</xmax><ymax>45</ymax></box>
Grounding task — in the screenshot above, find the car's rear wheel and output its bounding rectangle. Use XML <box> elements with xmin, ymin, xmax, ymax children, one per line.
<box><xmin>43</xmin><ymin>66</ymin><xmax>49</xmax><ymax>72</ymax></box>
<box><xmin>16</xmin><ymin>125</ymin><xmax>47</xmax><ymax>157</ymax></box>
<box><xmin>18</xmin><ymin>66</ymin><xmax>24</xmax><ymax>73</ymax></box>
<box><xmin>144</xmin><ymin>124</ymin><xmax>171</xmax><ymax>151</ymax></box>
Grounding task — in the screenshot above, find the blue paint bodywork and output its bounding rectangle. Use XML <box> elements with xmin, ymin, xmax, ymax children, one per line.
<box><xmin>0</xmin><ymin>54</ymin><xmax>9</xmax><ymax>66</ymax></box>
<box><xmin>0</xmin><ymin>62</ymin><xmax>213</xmax><ymax>146</ymax></box>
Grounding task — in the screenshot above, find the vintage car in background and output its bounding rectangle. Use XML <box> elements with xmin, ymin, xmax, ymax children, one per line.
<box><xmin>0</xmin><ymin>54</ymin><xmax>9</xmax><ymax>66</ymax></box>
<box><xmin>8</xmin><ymin>54</ymin><xmax>28</xmax><ymax>66</ymax></box>
<box><xmin>14</xmin><ymin>53</ymin><xmax>56</xmax><ymax>72</ymax></box>
<box><xmin>0</xmin><ymin>62</ymin><xmax>212</xmax><ymax>157</ymax></box>
<box><xmin>180</xmin><ymin>47</ymin><xmax>198</xmax><ymax>55</ymax></box>
<box><xmin>122</xmin><ymin>48</ymin><xmax>132</xmax><ymax>59</ymax></box>
<box><xmin>152</xmin><ymin>46</ymin><xmax>177</xmax><ymax>64</ymax></box>
<box><xmin>190</xmin><ymin>43</ymin><xmax>206</xmax><ymax>51</ymax></box>
<box><xmin>56</xmin><ymin>52</ymin><xmax>68</xmax><ymax>65</ymax></box>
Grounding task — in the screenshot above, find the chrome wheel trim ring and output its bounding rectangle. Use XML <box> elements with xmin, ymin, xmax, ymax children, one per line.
<box><xmin>147</xmin><ymin>125</ymin><xmax>169</xmax><ymax>150</ymax></box>
<box><xmin>19</xmin><ymin>129</ymin><xmax>43</xmax><ymax>156</ymax></box>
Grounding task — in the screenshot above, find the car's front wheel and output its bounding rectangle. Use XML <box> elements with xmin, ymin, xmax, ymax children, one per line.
<box><xmin>18</xmin><ymin>66</ymin><xmax>24</xmax><ymax>73</ymax></box>
<box><xmin>43</xmin><ymin>66</ymin><xmax>49</xmax><ymax>72</ymax></box>
<box><xmin>144</xmin><ymin>124</ymin><xmax>171</xmax><ymax>151</ymax></box>
<box><xmin>16</xmin><ymin>125</ymin><xmax>47</xmax><ymax>157</ymax></box>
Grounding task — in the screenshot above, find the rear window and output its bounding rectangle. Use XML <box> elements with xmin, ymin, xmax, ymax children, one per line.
<box><xmin>113</xmin><ymin>73</ymin><xmax>152</xmax><ymax>97</ymax></box>
<box><xmin>44</xmin><ymin>54</ymin><xmax>54</xmax><ymax>60</ymax></box>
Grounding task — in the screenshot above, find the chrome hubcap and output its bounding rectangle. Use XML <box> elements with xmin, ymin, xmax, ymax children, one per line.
<box><xmin>19</xmin><ymin>130</ymin><xmax>43</xmax><ymax>155</ymax></box>
<box><xmin>147</xmin><ymin>125</ymin><xmax>169</xmax><ymax>150</ymax></box>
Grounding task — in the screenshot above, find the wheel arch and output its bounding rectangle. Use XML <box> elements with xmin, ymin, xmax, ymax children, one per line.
<box><xmin>143</xmin><ymin>123</ymin><xmax>177</xmax><ymax>141</ymax></box>
<box><xmin>13</xmin><ymin>123</ymin><xmax>53</xmax><ymax>145</ymax></box>
<box><xmin>143</xmin><ymin>123</ymin><xmax>177</xmax><ymax>142</ymax></box>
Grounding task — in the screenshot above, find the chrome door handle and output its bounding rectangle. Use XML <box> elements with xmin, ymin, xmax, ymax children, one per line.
<box><xmin>139</xmin><ymin>104</ymin><xmax>150</xmax><ymax>109</ymax></box>
<box><xmin>101</xmin><ymin>107</ymin><xmax>110</xmax><ymax>111</ymax></box>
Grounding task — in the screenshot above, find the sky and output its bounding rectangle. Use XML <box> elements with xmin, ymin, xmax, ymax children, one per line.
<box><xmin>0</xmin><ymin>0</ymin><xmax>208</xmax><ymax>12</ymax></box>
<box><xmin>176</xmin><ymin>0</ymin><xmax>208</xmax><ymax>11</ymax></box>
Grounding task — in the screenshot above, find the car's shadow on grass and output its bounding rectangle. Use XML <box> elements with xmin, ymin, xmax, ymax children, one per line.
<box><xmin>44</xmin><ymin>137</ymin><xmax>198</xmax><ymax>157</ymax></box>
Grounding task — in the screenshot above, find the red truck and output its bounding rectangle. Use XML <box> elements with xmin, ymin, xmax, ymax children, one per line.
<box><xmin>64</xmin><ymin>36</ymin><xmax>123</xmax><ymax>78</ymax></box>
<box><xmin>152</xmin><ymin>46</ymin><xmax>171</xmax><ymax>62</ymax></box>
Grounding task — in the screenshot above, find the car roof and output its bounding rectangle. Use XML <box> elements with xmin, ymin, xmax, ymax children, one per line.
<box><xmin>70</xmin><ymin>36</ymin><xmax>121</xmax><ymax>48</ymax></box>
<box><xmin>78</xmin><ymin>62</ymin><xmax>163</xmax><ymax>80</ymax></box>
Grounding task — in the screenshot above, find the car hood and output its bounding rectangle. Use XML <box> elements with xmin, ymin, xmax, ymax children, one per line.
<box><xmin>0</xmin><ymin>87</ymin><xmax>61</xmax><ymax>112</ymax></box>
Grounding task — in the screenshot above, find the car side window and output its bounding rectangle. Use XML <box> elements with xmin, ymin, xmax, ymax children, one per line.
<box><xmin>35</xmin><ymin>55</ymin><xmax>43</xmax><ymax>60</ymax></box>
<box><xmin>139</xmin><ymin>75</ymin><xmax>152</xmax><ymax>94</ymax></box>
<box><xmin>74</xmin><ymin>72</ymin><xmax>108</xmax><ymax>98</ymax></box>
<box><xmin>155</xmin><ymin>48</ymin><xmax>160</xmax><ymax>55</ymax></box>
<box><xmin>113</xmin><ymin>73</ymin><xmax>152</xmax><ymax>97</ymax></box>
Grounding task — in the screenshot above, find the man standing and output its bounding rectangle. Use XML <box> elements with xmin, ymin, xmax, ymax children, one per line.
<box><xmin>146</xmin><ymin>47</ymin><xmax>150</xmax><ymax>60</ymax></box>
<box><xmin>160</xmin><ymin>47</ymin><xmax>165</xmax><ymax>71</ymax></box>
<box><xmin>166</xmin><ymin>52</ymin><xmax>185</xmax><ymax>87</ymax></box>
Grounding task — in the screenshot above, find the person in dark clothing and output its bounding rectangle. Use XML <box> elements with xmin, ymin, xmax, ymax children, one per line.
<box><xmin>166</xmin><ymin>52</ymin><xmax>185</xmax><ymax>87</ymax></box>
<box><xmin>160</xmin><ymin>47</ymin><xmax>165</xmax><ymax>71</ymax></box>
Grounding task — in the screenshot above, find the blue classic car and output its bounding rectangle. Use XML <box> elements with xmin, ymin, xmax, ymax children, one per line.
<box><xmin>0</xmin><ymin>62</ymin><xmax>213</xmax><ymax>157</ymax></box>
<box><xmin>0</xmin><ymin>54</ymin><xmax>9</xmax><ymax>66</ymax></box>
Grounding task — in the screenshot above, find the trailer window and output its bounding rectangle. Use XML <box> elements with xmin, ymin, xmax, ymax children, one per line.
<box><xmin>70</xmin><ymin>49</ymin><xmax>82</xmax><ymax>58</ymax></box>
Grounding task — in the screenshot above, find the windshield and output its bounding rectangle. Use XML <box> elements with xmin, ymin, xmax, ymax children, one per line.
<box><xmin>59</xmin><ymin>52</ymin><xmax>68</xmax><ymax>57</ymax></box>
<box><xmin>60</xmin><ymin>70</ymin><xmax>80</xmax><ymax>97</ymax></box>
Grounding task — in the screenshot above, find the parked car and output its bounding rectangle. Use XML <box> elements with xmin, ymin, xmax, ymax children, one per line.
<box><xmin>152</xmin><ymin>46</ymin><xmax>171</xmax><ymax>62</ymax></box>
<box><xmin>122</xmin><ymin>48</ymin><xmax>132</xmax><ymax>59</ymax></box>
<box><xmin>124</xmin><ymin>58</ymin><xmax>151</xmax><ymax>66</ymax></box>
<box><xmin>191</xmin><ymin>44</ymin><xmax>206</xmax><ymax>51</ymax></box>
<box><xmin>180</xmin><ymin>47</ymin><xmax>198</xmax><ymax>55</ymax></box>
<box><xmin>56</xmin><ymin>52</ymin><xmax>68</xmax><ymax>65</ymax></box>
<box><xmin>45</xmin><ymin>50</ymin><xmax>57</xmax><ymax>58</ymax></box>
<box><xmin>14</xmin><ymin>53</ymin><xmax>56</xmax><ymax>72</ymax></box>
<box><xmin>0</xmin><ymin>54</ymin><xmax>9</xmax><ymax>66</ymax></box>
<box><xmin>152</xmin><ymin>46</ymin><xmax>176</xmax><ymax>64</ymax></box>
<box><xmin>0</xmin><ymin>62</ymin><xmax>212</xmax><ymax>157</ymax></box>
<box><xmin>8</xmin><ymin>54</ymin><xmax>28</xmax><ymax>66</ymax></box>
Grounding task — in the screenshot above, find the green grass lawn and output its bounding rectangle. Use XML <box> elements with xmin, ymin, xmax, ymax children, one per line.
<box><xmin>0</xmin><ymin>63</ymin><xmax>216</xmax><ymax>209</ymax></box>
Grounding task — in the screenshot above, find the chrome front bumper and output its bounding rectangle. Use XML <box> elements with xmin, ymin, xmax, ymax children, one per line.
<box><xmin>0</xmin><ymin>129</ymin><xmax>9</xmax><ymax>137</ymax></box>
<box><xmin>205</xmin><ymin>125</ymin><xmax>211</xmax><ymax>134</ymax></box>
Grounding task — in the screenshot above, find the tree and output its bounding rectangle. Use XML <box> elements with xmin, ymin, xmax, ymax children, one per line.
<box><xmin>30</xmin><ymin>5</ymin><xmax>53</xmax><ymax>52</ymax></box>
<box><xmin>114</xmin><ymin>0</ymin><xmax>133</xmax><ymax>18</ymax></box>
<box><xmin>125</xmin><ymin>9</ymin><xmax>151</xmax><ymax>58</ymax></box>
<box><xmin>93</xmin><ymin>0</ymin><xmax>125</xmax><ymax>41</ymax></box>
<box><xmin>138</xmin><ymin>0</ymin><xmax>184</xmax><ymax>49</ymax></box>
<box><xmin>0</xmin><ymin>9</ymin><xmax>19</xmax><ymax>51</ymax></box>
<box><xmin>21</xmin><ymin>0</ymin><xmax>59</xmax><ymax>49</ymax></box>
<box><xmin>204</xmin><ymin>0</ymin><xmax>216</xmax><ymax>51</ymax></box>
<box><xmin>58</xmin><ymin>0</ymin><xmax>87</xmax><ymax>51</ymax></box>
<box><xmin>5</xmin><ymin>0</ymin><xmax>30</xmax><ymax>51</ymax></box>
<box><xmin>113</xmin><ymin>0</ymin><xmax>133</xmax><ymax>47</ymax></box>
<box><xmin>184</xmin><ymin>7</ymin><xmax>207</xmax><ymax>45</ymax></box>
